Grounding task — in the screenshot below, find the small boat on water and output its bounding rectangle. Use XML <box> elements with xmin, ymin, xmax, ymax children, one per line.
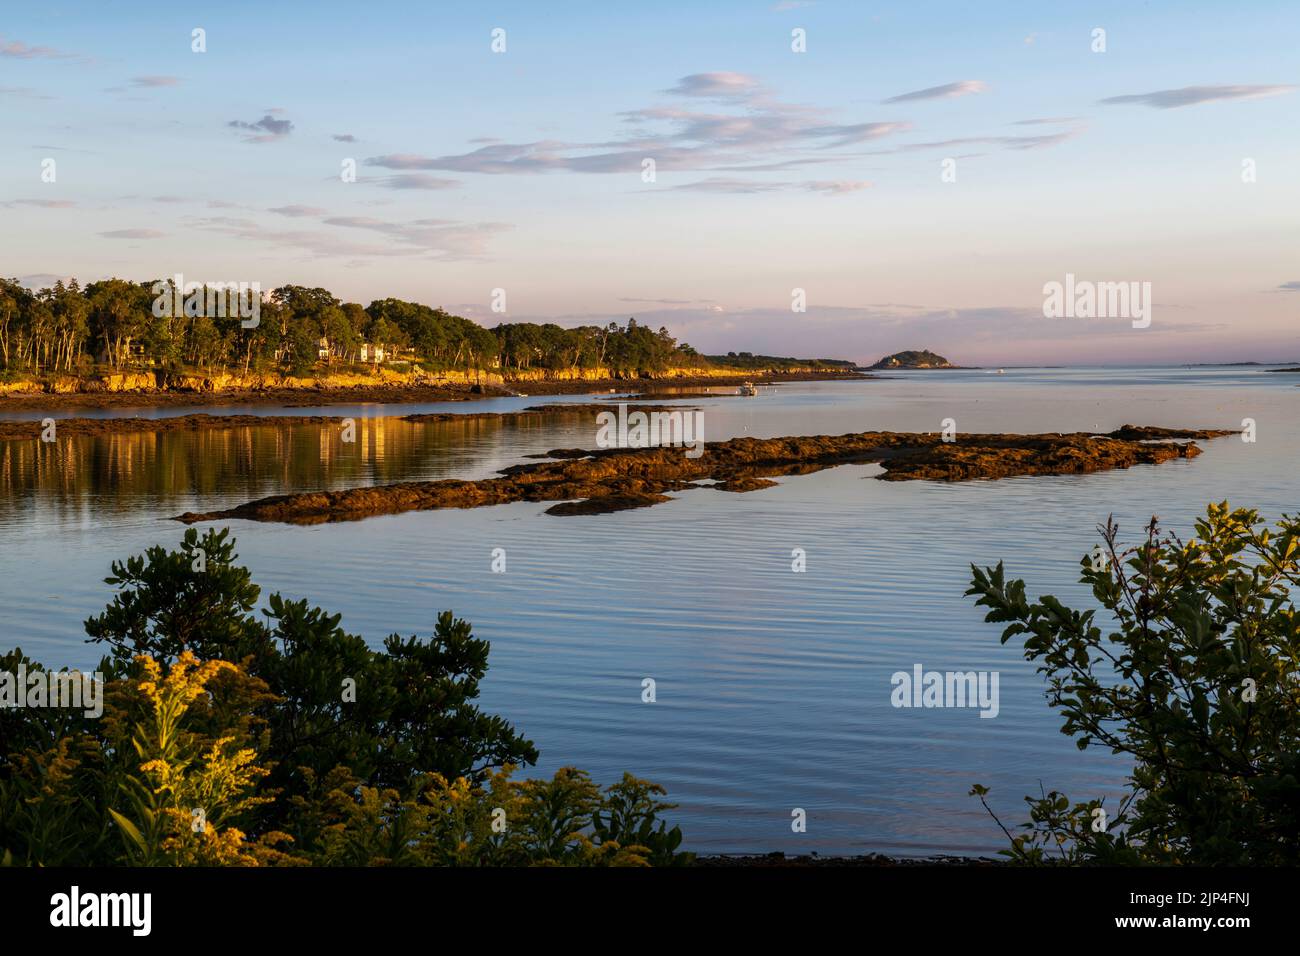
<box><xmin>996</xmin><ymin>369</ymin><xmax>1005</xmax><ymax>375</ymax></box>
<box><xmin>738</xmin><ymin>381</ymin><xmax>758</xmax><ymax>396</ymax></box>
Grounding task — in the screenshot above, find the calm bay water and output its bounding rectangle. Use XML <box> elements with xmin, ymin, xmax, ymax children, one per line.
<box><xmin>2</xmin><ymin>367</ymin><xmax>1296</xmax><ymax>855</ymax></box>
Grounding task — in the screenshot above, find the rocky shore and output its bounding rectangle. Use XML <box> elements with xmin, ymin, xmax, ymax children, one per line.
<box><xmin>0</xmin><ymin>368</ymin><xmax>865</xmax><ymax>413</ymax></box>
<box><xmin>174</xmin><ymin>425</ymin><xmax>1231</xmax><ymax>525</ymax></box>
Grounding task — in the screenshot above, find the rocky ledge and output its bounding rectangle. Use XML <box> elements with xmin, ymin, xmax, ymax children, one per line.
<box><xmin>174</xmin><ymin>425</ymin><xmax>1231</xmax><ymax>525</ymax></box>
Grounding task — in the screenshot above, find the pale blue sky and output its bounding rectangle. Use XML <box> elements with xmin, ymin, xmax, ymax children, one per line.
<box><xmin>2</xmin><ymin>1</ymin><xmax>1298</xmax><ymax>364</ymax></box>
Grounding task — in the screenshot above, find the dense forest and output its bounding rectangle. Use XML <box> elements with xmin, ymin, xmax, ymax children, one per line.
<box><xmin>0</xmin><ymin>277</ymin><xmax>702</xmax><ymax>379</ymax></box>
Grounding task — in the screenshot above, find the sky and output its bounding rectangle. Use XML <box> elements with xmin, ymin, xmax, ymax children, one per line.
<box><xmin>2</xmin><ymin>0</ymin><xmax>1298</xmax><ymax>366</ymax></box>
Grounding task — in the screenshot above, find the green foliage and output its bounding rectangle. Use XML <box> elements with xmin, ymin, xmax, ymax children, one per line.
<box><xmin>0</xmin><ymin>650</ymin><xmax>278</xmax><ymax>866</ymax></box>
<box><xmin>966</xmin><ymin>503</ymin><xmax>1300</xmax><ymax>864</ymax></box>
<box><xmin>0</xmin><ymin>277</ymin><xmax>709</xmax><ymax>380</ymax></box>
<box><xmin>2</xmin><ymin>529</ymin><xmax>690</xmax><ymax>866</ymax></box>
<box><xmin>0</xmin><ymin>730</ymin><xmax>111</xmax><ymax>867</ymax></box>
<box><xmin>592</xmin><ymin>773</ymin><xmax>692</xmax><ymax>866</ymax></box>
<box><xmin>106</xmin><ymin>654</ymin><xmax>279</xmax><ymax>866</ymax></box>
<box><xmin>311</xmin><ymin>765</ymin><xmax>693</xmax><ymax>867</ymax></box>
<box><xmin>85</xmin><ymin>527</ymin><xmax>269</xmax><ymax>664</ymax></box>
<box><xmin>82</xmin><ymin>528</ymin><xmax>538</xmax><ymax>843</ymax></box>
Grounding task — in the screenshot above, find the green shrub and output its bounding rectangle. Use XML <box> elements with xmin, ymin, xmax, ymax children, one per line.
<box><xmin>81</xmin><ymin>527</ymin><xmax>538</xmax><ymax>837</ymax></box>
<box><xmin>967</xmin><ymin>503</ymin><xmax>1300</xmax><ymax>864</ymax></box>
<box><xmin>2</xmin><ymin>529</ymin><xmax>692</xmax><ymax>866</ymax></box>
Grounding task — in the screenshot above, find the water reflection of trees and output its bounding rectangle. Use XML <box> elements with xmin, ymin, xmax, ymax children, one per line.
<box><xmin>0</xmin><ymin>412</ymin><xmax>590</xmax><ymax>526</ymax></box>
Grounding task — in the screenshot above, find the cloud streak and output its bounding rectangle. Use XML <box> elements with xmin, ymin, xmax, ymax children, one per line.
<box><xmin>269</xmin><ymin>205</ymin><xmax>328</xmax><ymax>218</ymax></box>
<box><xmin>100</xmin><ymin>229</ymin><xmax>167</xmax><ymax>240</ymax></box>
<box><xmin>4</xmin><ymin>198</ymin><xmax>77</xmax><ymax>209</ymax></box>
<box><xmin>0</xmin><ymin>85</ymin><xmax>55</xmax><ymax>101</ymax></box>
<box><xmin>192</xmin><ymin>209</ymin><xmax>508</xmax><ymax>261</ymax></box>
<box><xmin>0</xmin><ymin>36</ymin><xmax>82</xmax><ymax>60</ymax></box>
<box><xmin>668</xmin><ymin>177</ymin><xmax>871</xmax><ymax>195</ymax></box>
<box><xmin>1099</xmin><ymin>84</ymin><xmax>1296</xmax><ymax>109</ymax></box>
<box><xmin>372</xmin><ymin>173</ymin><xmax>461</xmax><ymax>190</ymax></box>
<box><xmin>131</xmin><ymin>75</ymin><xmax>181</xmax><ymax>88</ymax></box>
<box><xmin>663</xmin><ymin>72</ymin><xmax>764</xmax><ymax>99</ymax></box>
<box><xmin>364</xmin><ymin>74</ymin><xmax>910</xmax><ymax>180</ymax></box>
<box><xmin>883</xmin><ymin>80</ymin><xmax>987</xmax><ymax>104</ymax></box>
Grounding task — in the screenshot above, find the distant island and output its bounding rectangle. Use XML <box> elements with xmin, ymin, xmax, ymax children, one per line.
<box><xmin>870</xmin><ymin>349</ymin><xmax>957</xmax><ymax>370</ymax></box>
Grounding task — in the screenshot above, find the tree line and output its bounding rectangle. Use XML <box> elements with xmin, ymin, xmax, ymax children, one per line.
<box><xmin>0</xmin><ymin>277</ymin><xmax>696</xmax><ymax>378</ymax></box>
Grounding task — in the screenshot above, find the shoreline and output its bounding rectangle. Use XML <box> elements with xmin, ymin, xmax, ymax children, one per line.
<box><xmin>0</xmin><ymin>369</ymin><xmax>868</xmax><ymax>414</ymax></box>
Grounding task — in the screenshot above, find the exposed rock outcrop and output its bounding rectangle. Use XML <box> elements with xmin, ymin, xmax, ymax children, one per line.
<box><xmin>174</xmin><ymin>425</ymin><xmax>1232</xmax><ymax>525</ymax></box>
